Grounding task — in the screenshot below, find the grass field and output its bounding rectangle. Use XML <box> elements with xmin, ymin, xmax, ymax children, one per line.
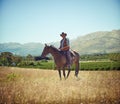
<box><xmin>18</xmin><ymin>61</ymin><xmax>120</xmax><ymax>70</ymax></box>
<box><xmin>0</xmin><ymin>67</ymin><xmax>120</xmax><ymax>104</ymax></box>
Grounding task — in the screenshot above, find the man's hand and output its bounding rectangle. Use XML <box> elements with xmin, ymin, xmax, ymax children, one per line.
<box><xmin>60</xmin><ymin>46</ymin><xmax>70</xmax><ymax>51</ymax></box>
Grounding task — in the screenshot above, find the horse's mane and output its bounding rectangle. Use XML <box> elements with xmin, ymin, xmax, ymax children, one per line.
<box><xmin>50</xmin><ymin>45</ymin><xmax>60</xmax><ymax>52</ymax></box>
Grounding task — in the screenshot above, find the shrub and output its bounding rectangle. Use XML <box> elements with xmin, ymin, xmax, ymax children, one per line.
<box><xmin>7</xmin><ymin>73</ymin><xmax>17</xmax><ymax>81</ymax></box>
<box><xmin>28</xmin><ymin>62</ymin><xmax>34</xmax><ymax>66</ymax></box>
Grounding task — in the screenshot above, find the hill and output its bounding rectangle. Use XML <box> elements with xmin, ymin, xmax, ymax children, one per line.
<box><xmin>71</xmin><ymin>29</ymin><xmax>120</xmax><ymax>54</ymax></box>
<box><xmin>0</xmin><ymin>29</ymin><xmax>120</xmax><ymax>56</ymax></box>
<box><xmin>0</xmin><ymin>42</ymin><xmax>44</xmax><ymax>56</ymax></box>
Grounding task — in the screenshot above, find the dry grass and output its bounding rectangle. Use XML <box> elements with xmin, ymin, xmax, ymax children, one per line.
<box><xmin>0</xmin><ymin>66</ymin><xmax>120</xmax><ymax>104</ymax></box>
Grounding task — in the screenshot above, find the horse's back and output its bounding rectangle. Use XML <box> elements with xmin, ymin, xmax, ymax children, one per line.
<box><xmin>70</xmin><ymin>50</ymin><xmax>79</xmax><ymax>57</ymax></box>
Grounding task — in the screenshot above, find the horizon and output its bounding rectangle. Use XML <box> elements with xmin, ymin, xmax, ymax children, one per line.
<box><xmin>1</xmin><ymin>0</ymin><xmax>120</xmax><ymax>43</ymax></box>
<box><xmin>0</xmin><ymin>29</ymin><xmax>119</xmax><ymax>44</ymax></box>
<box><xmin>0</xmin><ymin>29</ymin><xmax>120</xmax><ymax>44</ymax></box>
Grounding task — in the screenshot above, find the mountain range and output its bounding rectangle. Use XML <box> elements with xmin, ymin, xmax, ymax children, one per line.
<box><xmin>0</xmin><ymin>29</ymin><xmax>120</xmax><ymax>56</ymax></box>
<box><xmin>71</xmin><ymin>29</ymin><xmax>120</xmax><ymax>54</ymax></box>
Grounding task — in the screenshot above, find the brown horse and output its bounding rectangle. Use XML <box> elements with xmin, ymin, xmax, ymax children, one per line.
<box><xmin>41</xmin><ymin>44</ymin><xmax>80</xmax><ymax>79</ymax></box>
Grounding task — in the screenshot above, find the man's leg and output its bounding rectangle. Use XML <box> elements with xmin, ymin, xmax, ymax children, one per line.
<box><xmin>66</xmin><ymin>51</ymin><xmax>71</xmax><ymax>67</ymax></box>
<box><xmin>66</xmin><ymin>51</ymin><xmax>71</xmax><ymax>78</ymax></box>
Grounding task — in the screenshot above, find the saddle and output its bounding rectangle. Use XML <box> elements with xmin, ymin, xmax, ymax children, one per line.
<box><xmin>70</xmin><ymin>50</ymin><xmax>76</xmax><ymax>57</ymax></box>
<box><xmin>59</xmin><ymin>50</ymin><xmax>76</xmax><ymax>57</ymax></box>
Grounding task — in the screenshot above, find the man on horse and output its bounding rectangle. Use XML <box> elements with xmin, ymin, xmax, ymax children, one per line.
<box><xmin>40</xmin><ymin>33</ymin><xmax>80</xmax><ymax>79</ymax></box>
<box><xmin>59</xmin><ymin>32</ymin><xmax>71</xmax><ymax>68</ymax></box>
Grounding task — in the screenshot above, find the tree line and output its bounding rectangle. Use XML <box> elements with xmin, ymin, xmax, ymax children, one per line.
<box><xmin>0</xmin><ymin>52</ymin><xmax>22</xmax><ymax>66</ymax></box>
<box><xmin>0</xmin><ymin>52</ymin><xmax>50</xmax><ymax>66</ymax></box>
<box><xmin>0</xmin><ymin>52</ymin><xmax>120</xmax><ymax>67</ymax></box>
<box><xmin>80</xmin><ymin>53</ymin><xmax>120</xmax><ymax>61</ymax></box>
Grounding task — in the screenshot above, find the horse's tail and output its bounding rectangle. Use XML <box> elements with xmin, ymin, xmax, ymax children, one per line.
<box><xmin>74</xmin><ymin>51</ymin><xmax>80</xmax><ymax>77</ymax></box>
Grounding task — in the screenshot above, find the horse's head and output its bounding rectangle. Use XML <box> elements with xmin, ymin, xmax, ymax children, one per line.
<box><xmin>41</xmin><ymin>44</ymin><xmax>50</xmax><ymax>58</ymax></box>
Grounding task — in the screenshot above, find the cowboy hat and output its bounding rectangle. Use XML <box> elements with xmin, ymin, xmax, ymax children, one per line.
<box><xmin>60</xmin><ymin>32</ymin><xmax>67</xmax><ymax>36</ymax></box>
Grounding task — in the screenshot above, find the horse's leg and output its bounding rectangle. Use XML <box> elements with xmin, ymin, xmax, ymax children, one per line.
<box><xmin>67</xmin><ymin>66</ymin><xmax>71</xmax><ymax>78</ymax></box>
<box><xmin>58</xmin><ymin>69</ymin><xmax>62</xmax><ymax>80</ymax></box>
<box><xmin>63</xmin><ymin>68</ymin><xmax>66</xmax><ymax>79</ymax></box>
<box><xmin>75</xmin><ymin>62</ymin><xmax>79</xmax><ymax>77</ymax></box>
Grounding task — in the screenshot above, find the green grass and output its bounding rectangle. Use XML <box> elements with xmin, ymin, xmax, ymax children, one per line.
<box><xmin>80</xmin><ymin>61</ymin><xmax>120</xmax><ymax>70</ymax></box>
<box><xmin>17</xmin><ymin>61</ymin><xmax>120</xmax><ymax>70</ymax></box>
<box><xmin>18</xmin><ymin>61</ymin><xmax>54</xmax><ymax>69</ymax></box>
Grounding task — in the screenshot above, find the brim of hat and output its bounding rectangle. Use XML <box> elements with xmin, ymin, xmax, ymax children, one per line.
<box><xmin>60</xmin><ymin>34</ymin><xmax>67</xmax><ymax>36</ymax></box>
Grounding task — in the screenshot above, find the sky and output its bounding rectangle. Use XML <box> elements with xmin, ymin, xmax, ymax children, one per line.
<box><xmin>0</xmin><ymin>0</ymin><xmax>120</xmax><ymax>44</ymax></box>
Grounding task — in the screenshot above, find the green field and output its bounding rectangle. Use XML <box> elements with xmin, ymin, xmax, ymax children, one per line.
<box><xmin>18</xmin><ymin>61</ymin><xmax>120</xmax><ymax>70</ymax></box>
<box><xmin>80</xmin><ymin>61</ymin><xmax>120</xmax><ymax>70</ymax></box>
<box><xmin>1</xmin><ymin>52</ymin><xmax>120</xmax><ymax>71</ymax></box>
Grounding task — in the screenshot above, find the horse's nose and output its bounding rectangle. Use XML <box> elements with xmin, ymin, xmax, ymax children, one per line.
<box><xmin>34</xmin><ymin>56</ymin><xmax>43</xmax><ymax>61</ymax></box>
<box><xmin>40</xmin><ymin>55</ymin><xmax>44</xmax><ymax>58</ymax></box>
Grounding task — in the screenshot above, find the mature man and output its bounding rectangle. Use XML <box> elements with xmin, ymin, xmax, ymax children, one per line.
<box><xmin>59</xmin><ymin>32</ymin><xmax>71</xmax><ymax>68</ymax></box>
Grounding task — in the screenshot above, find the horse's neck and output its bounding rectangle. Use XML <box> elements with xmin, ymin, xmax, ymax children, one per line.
<box><xmin>50</xmin><ymin>48</ymin><xmax>61</xmax><ymax>60</ymax></box>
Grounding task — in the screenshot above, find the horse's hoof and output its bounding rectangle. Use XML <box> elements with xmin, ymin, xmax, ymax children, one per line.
<box><xmin>76</xmin><ymin>77</ymin><xmax>80</xmax><ymax>81</ymax></box>
<box><xmin>65</xmin><ymin>77</ymin><xmax>67</xmax><ymax>80</ymax></box>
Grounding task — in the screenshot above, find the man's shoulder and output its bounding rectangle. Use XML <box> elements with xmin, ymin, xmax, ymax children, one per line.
<box><xmin>65</xmin><ymin>38</ymin><xmax>69</xmax><ymax>40</ymax></box>
<box><xmin>65</xmin><ymin>38</ymin><xmax>69</xmax><ymax>42</ymax></box>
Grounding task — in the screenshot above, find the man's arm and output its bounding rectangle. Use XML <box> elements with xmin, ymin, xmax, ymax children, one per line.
<box><xmin>60</xmin><ymin>46</ymin><xmax>70</xmax><ymax>51</ymax></box>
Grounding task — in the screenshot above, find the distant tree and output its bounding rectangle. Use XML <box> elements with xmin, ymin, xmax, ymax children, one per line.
<box><xmin>26</xmin><ymin>54</ymin><xmax>33</xmax><ymax>61</ymax></box>
<box><xmin>0</xmin><ymin>52</ymin><xmax>13</xmax><ymax>66</ymax></box>
<box><xmin>117</xmin><ymin>53</ymin><xmax>120</xmax><ymax>61</ymax></box>
<box><xmin>12</xmin><ymin>55</ymin><xmax>22</xmax><ymax>65</ymax></box>
<box><xmin>0</xmin><ymin>52</ymin><xmax>22</xmax><ymax>66</ymax></box>
<box><xmin>109</xmin><ymin>53</ymin><xmax>120</xmax><ymax>61</ymax></box>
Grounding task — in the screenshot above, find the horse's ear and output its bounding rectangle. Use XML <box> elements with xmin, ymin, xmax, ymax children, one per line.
<box><xmin>45</xmin><ymin>44</ymin><xmax>47</xmax><ymax>46</ymax></box>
